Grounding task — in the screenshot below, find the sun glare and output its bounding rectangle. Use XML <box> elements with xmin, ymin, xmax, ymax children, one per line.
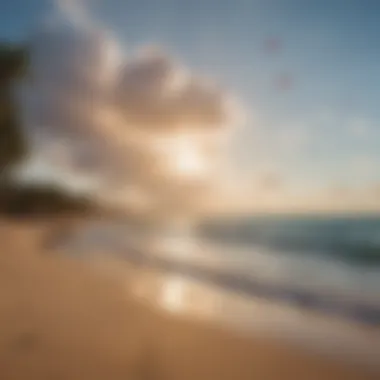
<box><xmin>175</xmin><ymin>142</ymin><xmax>205</xmax><ymax>176</ymax></box>
<box><xmin>155</xmin><ymin>134</ymin><xmax>208</xmax><ymax>179</ymax></box>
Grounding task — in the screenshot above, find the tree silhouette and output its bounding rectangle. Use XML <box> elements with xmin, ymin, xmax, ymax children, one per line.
<box><xmin>0</xmin><ymin>43</ymin><xmax>28</xmax><ymax>182</ymax></box>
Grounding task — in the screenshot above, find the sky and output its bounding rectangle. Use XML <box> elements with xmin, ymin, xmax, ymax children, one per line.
<box><xmin>2</xmin><ymin>0</ymin><xmax>380</xmax><ymax>213</ymax></box>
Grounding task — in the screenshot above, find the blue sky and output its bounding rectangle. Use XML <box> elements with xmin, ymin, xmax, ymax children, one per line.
<box><xmin>2</xmin><ymin>0</ymin><xmax>380</xmax><ymax>199</ymax></box>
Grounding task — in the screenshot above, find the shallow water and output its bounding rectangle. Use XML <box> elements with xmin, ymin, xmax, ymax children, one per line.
<box><xmin>200</xmin><ymin>214</ymin><xmax>380</xmax><ymax>266</ymax></box>
<box><xmin>55</xmin><ymin>222</ymin><xmax>380</xmax><ymax>370</ymax></box>
<box><xmin>54</xmin><ymin>216</ymin><xmax>380</xmax><ymax>327</ymax></box>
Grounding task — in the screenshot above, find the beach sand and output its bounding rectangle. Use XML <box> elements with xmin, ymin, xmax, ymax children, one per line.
<box><xmin>0</xmin><ymin>220</ymin><xmax>378</xmax><ymax>380</ymax></box>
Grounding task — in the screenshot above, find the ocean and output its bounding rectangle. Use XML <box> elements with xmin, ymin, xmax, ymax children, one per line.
<box><xmin>197</xmin><ymin>214</ymin><xmax>380</xmax><ymax>325</ymax></box>
<box><xmin>200</xmin><ymin>214</ymin><xmax>380</xmax><ymax>266</ymax></box>
<box><xmin>62</xmin><ymin>214</ymin><xmax>380</xmax><ymax>327</ymax></box>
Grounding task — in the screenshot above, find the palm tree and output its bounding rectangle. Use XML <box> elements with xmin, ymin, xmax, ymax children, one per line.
<box><xmin>0</xmin><ymin>43</ymin><xmax>28</xmax><ymax>182</ymax></box>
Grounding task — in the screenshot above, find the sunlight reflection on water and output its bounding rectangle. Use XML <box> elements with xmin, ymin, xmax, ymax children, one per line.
<box><xmin>161</xmin><ymin>275</ymin><xmax>186</xmax><ymax>313</ymax></box>
<box><xmin>127</xmin><ymin>268</ymin><xmax>380</xmax><ymax>370</ymax></box>
<box><xmin>55</xmin><ymin>221</ymin><xmax>380</xmax><ymax>369</ymax></box>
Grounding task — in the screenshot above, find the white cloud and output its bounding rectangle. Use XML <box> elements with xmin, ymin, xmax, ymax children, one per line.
<box><xmin>114</xmin><ymin>47</ymin><xmax>240</xmax><ymax>132</ymax></box>
<box><xmin>17</xmin><ymin>8</ymin><xmax>243</xmax><ymax>215</ymax></box>
<box><xmin>54</xmin><ymin>0</ymin><xmax>92</xmax><ymax>26</ymax></box>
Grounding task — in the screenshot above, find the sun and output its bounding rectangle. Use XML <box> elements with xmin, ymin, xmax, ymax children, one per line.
<box><xmin>155</xmin><ymin>134</ymin><xmax>208</xmax><ymax>179</ymax></box>
<box><xmin>174</xmin><ymin>141</ymin><xmax>205</xmax><ymax>177</ymax></box>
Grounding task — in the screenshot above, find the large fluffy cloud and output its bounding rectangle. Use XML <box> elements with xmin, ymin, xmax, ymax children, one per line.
<box><xmin>115</xmin><ymin>49</ymin><xmax>237</xmax><ymax>131</ymax></box>
<box><xmin>18</xmin><ymin>8</ymin><xmax>243</xmax><ymax>215</ymax></box>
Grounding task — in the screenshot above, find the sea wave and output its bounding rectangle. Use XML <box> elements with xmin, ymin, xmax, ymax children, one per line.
<box><xmin>59</xmin><ymin>218</ymin><xmax>380</xmax><ymax>327</ymax></box>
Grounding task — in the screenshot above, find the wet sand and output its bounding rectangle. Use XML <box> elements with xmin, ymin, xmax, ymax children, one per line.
<box><xmin>0</xmin><ymin>221</ymin><xmax>378</xmax><ymax>380</ymax></box>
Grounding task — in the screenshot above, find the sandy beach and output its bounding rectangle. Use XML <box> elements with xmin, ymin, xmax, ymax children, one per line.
<box><xmin>0</xmin><ymin>220</ymin><xmax>378</xmax><ymax>380</ymax></box>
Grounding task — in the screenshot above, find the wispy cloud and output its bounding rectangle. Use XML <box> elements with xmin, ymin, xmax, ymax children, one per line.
<box><xmin>54</xmin><ymin>0</ymin><xmax>92</xmax><ymax>26</ymax></box>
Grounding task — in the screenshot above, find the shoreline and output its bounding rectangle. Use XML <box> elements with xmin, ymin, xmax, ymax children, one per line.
<box><xmin>116</xmin><ymin>263</ymin><xmax>380</xmax><ymax>371</ymax></box>
<box><xmin>0</xmin><ymin>221</ymin><xmax>378</xmax><ymax>379</ymax></box>
<box><xmin>57</xmin><ymin>219</ymin><xmax>380</xmax><ymax>327</ymax></box>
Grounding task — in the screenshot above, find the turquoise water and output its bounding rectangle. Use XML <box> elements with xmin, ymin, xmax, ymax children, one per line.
<box><xmin>200</xmin><ymin>214</ymin><xmax>380</xmax><ymax>266</ymax></box>
<box><xmin>63</xmin><ymin>215</ymin><xmax>380</xmax><ymax>326</ymax></box>
<box><xmin>198</xmin><ymin>215</ymin><xmax>380</xmax><ymax>325</ymax></box>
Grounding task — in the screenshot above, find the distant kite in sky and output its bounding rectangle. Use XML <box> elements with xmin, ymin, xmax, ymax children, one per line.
<box><xmin>263</xmin><ymin>37</ymin><xmax>283</xmax><ymax>55</ymax></box>
<box><xmin>274</xmin><ymin>72</ymin><xmax>294</xmax><ymax>92</ymax></box>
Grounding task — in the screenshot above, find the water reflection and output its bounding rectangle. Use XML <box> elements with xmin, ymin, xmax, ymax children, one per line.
<box><xmin>129</xmin><ymin>269</ymin><xmax>223</xmax><ymax>319</ymax></box>
<box><xmin>128</xmin><ymin>268</ymin><xmax>380</xmax><ymax>369</ymax></box>
<box><xmin>160</xmin><ymin>275</ymin><xmax>186</xmax><ymax>313</ymax></box>
<box><xmin>54</xmin><ymin>221</ymin><xmax>380</xmax><ymax>369</ymax></box>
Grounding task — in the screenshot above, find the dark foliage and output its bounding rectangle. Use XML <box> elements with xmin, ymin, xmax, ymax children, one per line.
<box><xmin>0</xmin><ymin>185</ymin><xmax>95</xmax><ymax>217</ymax></box>
<box><xmin>0</xmin><ymin>43</ymin><xmax>29</xmax><ymax>179</ymax></box>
